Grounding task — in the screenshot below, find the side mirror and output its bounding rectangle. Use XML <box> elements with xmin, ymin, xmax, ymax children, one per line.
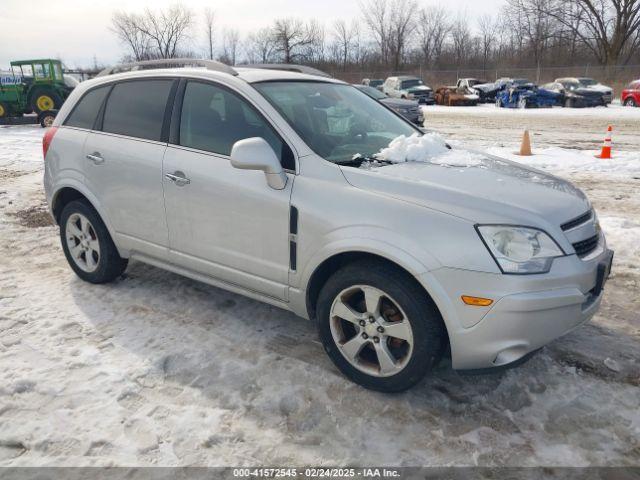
<box><xmin>230</xmin><ymin>137</ymin><xmax>288</xmax><ymax>190</ymax></box>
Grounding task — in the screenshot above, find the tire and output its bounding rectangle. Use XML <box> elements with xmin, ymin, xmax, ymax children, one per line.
<box><xmin>316</xmin><ymin>260</ymin><xmax>446</xmax><ymax>392</ymax></box>
<box><xmin>564</xmin><ymin>98</ymin><xmax>573</xmax><ymax>108</ymax></box>
<box><xmin>30</xmin><ymin>89</ymin><xmax>62</xmax><ymax>114</ymax></box>
<box><xmin>39</xmin><ymin>111</ymin><xmax>56</xmax><ymax>128</ymax></box>
<box><xmin>0</xmin><ymin>102</ymin><xmax>9</xmax><ymax>118</ymax></box>
<box><xmin>495</xmin><ymin>97</ymin><xmax>502</xmax><ymax>108</ymax></box>
<box><xmin>624</xmin><ymin>97</ymin><xmax>636</xmax><ymax>107</ymax></box>
<box><xmin>59</xmin><ymin>200</ymin><xmax>128</xmax><ymax>284</ymax></box>
<box><xmin>518</xmin><ymin>97</ymin><xmax>527</xmax><ymax>109</ymax></box>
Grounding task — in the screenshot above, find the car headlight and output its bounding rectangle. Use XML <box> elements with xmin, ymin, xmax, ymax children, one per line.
<box><xmin>476</xmin><ymin>225</ymin><xmax>565</xmax><ymax>274</ymax></box>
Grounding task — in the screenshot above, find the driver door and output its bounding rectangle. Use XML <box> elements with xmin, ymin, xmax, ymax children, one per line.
<box><xmin>162</xmin><ymin>80</ymin><xmax>294</xmax><ymax>300</ymax></box>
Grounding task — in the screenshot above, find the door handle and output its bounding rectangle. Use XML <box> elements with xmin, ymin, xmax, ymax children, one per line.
<box><xmin>86</xmin><ymin>152</ymin><xmax>104</xmax><ymax>165</ymax></box>
<box><xmin>165</xmin><ymin>171</ymin><xmax>191</xmax><ymax>186</ymax></box>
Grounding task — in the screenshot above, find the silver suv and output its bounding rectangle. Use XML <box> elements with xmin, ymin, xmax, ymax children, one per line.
<box><xmin>44</xmin><ymin>60</ymin><xmax>613</xmax><ymax>392</ymax></box>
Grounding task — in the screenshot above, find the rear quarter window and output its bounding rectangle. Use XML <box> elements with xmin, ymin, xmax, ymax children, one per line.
<box><xmin>64</xmin><ymin>86</ymin><xmax>111</xmax><ymax>130</ymax></box>
<box><xmin>102</xmin><ymin>79</ymin><xmax>174</xmax><ymax>141</ymax></box>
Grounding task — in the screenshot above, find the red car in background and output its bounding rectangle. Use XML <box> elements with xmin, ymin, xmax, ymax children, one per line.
<box><xmin>622</xmin><ymin>80</ymin><xmax>640</xmax><ymax>106</ymax></box>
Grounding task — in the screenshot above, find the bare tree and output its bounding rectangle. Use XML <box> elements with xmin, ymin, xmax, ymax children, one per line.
<box><xmin>203</xmin><ymin>7</ymin><xmax>215</xmax><ymax>60</ymax></box>
<box><xmin>271</xmin><ymin>18</ymin><xmax>318</xmax><ymax>63</ymax></box>
<box><xmin>220</xmin><ymin>28</ymin><xmax>241</xmax><ymax>65</ymax></box>
<box><xmin>361</xmin><ymin>0</ymin><xmax>417</xmax><ymax>69</ymax></box>
<box><xmin>111</xmin><ymin>11</ymin><xmax>151</xmax><ymax>61</ymax></box>
<box><xmin>136</xmin><ymin>4</ymin><xmax>194</xmax><ymax>59</ymax></box>
<box><xmin>505</xmin><ymin>0</ymin><xmax>556</xmax><ymax>78</ymax></box>
<box><xmin>332</xmin><ymin>20</ymin><xmax>352</xmax><ymax>69</ymax></box>
<box><xmin>244</xmin><ymin>28</ymin><xmax>277</xmax><ymax>63</ymax></box>
<box><xmin>360</xmin><ymin>0</ymin><xmax>391</xmax><ymax>64</ymax></box>
<box><xmin>477</xmin><ymin>14</ymin><xmax>498</xmax><ymax>72</ymax></box>
<box><xmin>548</xmin><ymin>0</ymin><xmax>640</xmax><ymax>67</ymax></box>
<box><xmin>450</xmin><ymin>13</ymin><xmax>472</xmax><ymax>66</ymax></box>
<box><xmin>416</xmin><ymin>6</ymin><xmax>451</xmax><ymax>67</ymax></box>
<box><xmin>387</xmin><ymin>0</ymin><xmax>417</xmax><ymax>70</ymax></box>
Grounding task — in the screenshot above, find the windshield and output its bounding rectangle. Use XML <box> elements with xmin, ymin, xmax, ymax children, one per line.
<box><xmin>254</xmin><ymin>81</ymin><xmax>419</xmax><ymax>163</ymax></box>
<box><xmin>578</xmin><ymin>78</ymin><xmax>597</xmax><ymax>86</ymax></box>
<box><xmin>400</xmin><ymin>79</ymin><xmax>424</xmax><ymax>89</ymax></box>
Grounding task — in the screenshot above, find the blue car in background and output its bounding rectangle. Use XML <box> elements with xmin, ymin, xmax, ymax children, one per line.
<box><xmin>495</xmin><ymin>79</ymin><xmax>561</xmax><ymax>108</ymax></box>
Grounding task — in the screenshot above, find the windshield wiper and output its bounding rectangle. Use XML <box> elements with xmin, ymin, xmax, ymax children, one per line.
<box><xmin>335</xmin><ymin>154</ymin><xmax>393</xmax><ymax>167</ymax></box>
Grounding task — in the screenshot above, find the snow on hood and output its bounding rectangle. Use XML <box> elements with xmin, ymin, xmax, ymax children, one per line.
<box><xmin>374</xmin><ymin>133</ymin><xmax>483</xmax><ymax>167</ymax></box>
<box><xmin>584</xmin><ymin>84</ymin><xmax>612</xmax><ymax>93</ymax></box>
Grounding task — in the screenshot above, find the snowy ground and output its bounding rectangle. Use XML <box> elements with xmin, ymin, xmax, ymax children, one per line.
<box><xmin>0</xmin><ymin>116</ymin><xmax>638</xmax><ymax>467</ymax></box>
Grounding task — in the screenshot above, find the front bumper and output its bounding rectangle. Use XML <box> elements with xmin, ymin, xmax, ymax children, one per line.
<box><xmin>423</xmin><ymin>247</ymin><xmax>613</xmax><ymax>370</ymax></box>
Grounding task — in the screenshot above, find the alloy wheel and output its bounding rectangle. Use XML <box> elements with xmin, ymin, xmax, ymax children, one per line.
<box><xmin>329</xmin><ymin>285</ymin><xmax>414</xmax><ymax>377</ymax></box>
<box><xmin>65</xmin><ymin>213</ymin><xmax>100</xmax><ymax>273</ymax></box>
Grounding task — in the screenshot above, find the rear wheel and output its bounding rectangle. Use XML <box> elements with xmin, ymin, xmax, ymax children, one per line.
<box><xmin>60</xmin><ymin>200</ymin><xmax>128</xmax><ymax>284</ymax></box>
<box><xmin>624</xmin><ymin>97</ymin><xmax>637</xmax><ymax>107</ymax></box>
<box><xmin>30</xmin><ymin>90</ymin><xmax>62</xmax><ymax>114</ymax></box>
<box><xmin>317</xmin><ymin>260</ymin><xmax>446</xmax><ymax>392</ymax></box>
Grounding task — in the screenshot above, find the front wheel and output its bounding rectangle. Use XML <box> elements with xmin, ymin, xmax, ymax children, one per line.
<box><xmin>317</xmin><ymin>261</ymin><xmax>446</xmax><ymax>392</ymax></box>
<box><xmin>60</xmin><ymin>200</ymin><xmax>128</xmax><ymax>283</ymax></box>
<box><xmin>624</xmin><ymin>97</ymin><xmax>637</xmax><ymax>107</ymax></box>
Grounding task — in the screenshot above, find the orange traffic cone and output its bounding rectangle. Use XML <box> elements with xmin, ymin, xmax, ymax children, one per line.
<box><xmin>596</xmin><ymin>125</ymin><xmax>613</xmax><ymax>159</ymax></box>
<box><xmin>517</xmin><ymin>129</ymin><xmax>532</xmax><ymax>156</ymax></box>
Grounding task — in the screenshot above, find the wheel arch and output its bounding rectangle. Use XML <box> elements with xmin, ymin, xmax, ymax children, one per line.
<box><xmin>304</xmin><ymin>250</ymin><xmax>447</xmax><ymax>335</ymax></box>
<box><xmin>51</xmin><ymin>184</ymin><xmax>126</xmax><ymax>258</ymax></box>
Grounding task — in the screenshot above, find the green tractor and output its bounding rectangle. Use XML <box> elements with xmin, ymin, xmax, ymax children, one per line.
<box><xmin>0</xmin><ymin>59</ymin><xmax>75</xmax><ymax>119</ymax></box>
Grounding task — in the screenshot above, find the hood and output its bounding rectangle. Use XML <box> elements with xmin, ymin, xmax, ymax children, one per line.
<box><xmin>341</xmin><ymin>150</ymin><xmax>590</xmax><ymax>228</ymax></box>
<box><xmin>407</xmin><ymin>85</ymin><xmax>432</xmax><ymax>93</ymax></box>
<box><xmin>380</xmin><ymin>98</ymin><xmax>419</xmax><ymax>108</ymax></box>
<box><xmin>473</xmin><ymin>83</ymin><xmax>497</xmax><ymax>92</ymax></box>
<box><xmin>569</xmin><ymin>87</ymin><xmax>604</xmax><ymax>98</ymax></box>
<box><xmin>584</xmin><ymin>84</ymin><xmax>612</xmax><ymax>93</ymax></box>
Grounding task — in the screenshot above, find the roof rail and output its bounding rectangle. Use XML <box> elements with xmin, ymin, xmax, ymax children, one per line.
<box><xmin>96</xmin><ymin>58</ymin><xmax>237</xmax><ymax>77</ymax></box>
<box><xmin>243</xmin><ymin>64</ymin><xmax>332</xmax><ymax>78</ymax></box>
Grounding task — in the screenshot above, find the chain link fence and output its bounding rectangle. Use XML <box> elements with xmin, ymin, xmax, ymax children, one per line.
<box><xmin>328</xmin><ymin>64</ymin><xmax>640</xmax><ymax>97</ymax></box>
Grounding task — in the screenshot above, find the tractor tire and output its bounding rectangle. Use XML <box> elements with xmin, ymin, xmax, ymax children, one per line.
<box><xmin>30</xmin><ymin>90</ymin><xmax>63</xmax><ymax>114</ymax></box>
<box><xmin>0</xmin><ymin>102</ymin><xmax>9</xmax><ymax>118</ymax></box>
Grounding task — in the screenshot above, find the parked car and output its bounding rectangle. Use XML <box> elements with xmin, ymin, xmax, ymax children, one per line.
<box><xmin>555</xmin><ymin>77</ymin><xmax>613</xmax><ymax>104</ymax></box>
<box><xmin>362</xmin><ymin>78</ymin><xmax>384</xmax><ymax>90</ymax></box>
<box><xmin>383</xmin><ymin>76</ymin><xmax>435</xmax><ymax>104</ymax></box>
<box><xmin>354</xmin><ymin>84</ymin><xmax>424</xmax><ymax>125</ymax></box>
<box><xmin>621</xmin><ymin>80</ymin><xmax>640</xmax><ymax>106</ymax></box>
<box><xmin>456</xmin><ymin>78</ymin><xmax>495</xmax><ymax>103</ymax></box>
<box><xmin>44</xmin><ymin>59</ymin><xmax>613</xmax><ymax>392</ymax></box>
<box><xmin>543</xmin><ymin>81</ymin><xmax>607</xmax><ymax>107</ymax></box>
<box><xmin>495</xmin><ymin>82</ymin><xmax>560</xmax><ymax>108</ymax></box>
<box><xmin>434</xmin><ymin>84</ymin><xmax>479</xmax><ymax>106</ymax></box>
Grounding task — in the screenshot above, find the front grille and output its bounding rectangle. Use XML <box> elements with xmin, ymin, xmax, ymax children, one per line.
<box><xmin>573</xmin><ymin>234</ymin><xmax>599</xmax><ymax>257</ymax></box>
<box><xmin>561</xmin><ymin>209</ymin><xmax>593</xmax><ymax>231</ymax></box>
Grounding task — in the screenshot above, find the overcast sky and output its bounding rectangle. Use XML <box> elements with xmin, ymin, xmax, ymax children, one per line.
<box><xmin>1</xmin><ymin>0</ymin><xmax>498</xmax><ymax>68</ymax></box>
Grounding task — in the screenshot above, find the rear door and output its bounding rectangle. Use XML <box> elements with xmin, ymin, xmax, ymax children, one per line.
<box><xmin>82</xmin><ymin>78</ymin><xmax>176</xmax><ymax>259</ymax></box>
<box><xmin>162</xmin><ymin>80</ymin><xmax>294</xmax><ymax>300</ymax></box>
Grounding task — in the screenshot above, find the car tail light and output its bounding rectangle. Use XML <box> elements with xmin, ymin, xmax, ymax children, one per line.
<box><xmin>43</xmin><ymin>127</ymin><xmax>58</xmax><ymax>159</ymax></box>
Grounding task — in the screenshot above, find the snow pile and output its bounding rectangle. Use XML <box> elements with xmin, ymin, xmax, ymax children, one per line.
<box><xmin>487</xmin><ymin>146</ymin><xmax>640</xmax><ymax>176</ymax></box>
<box><xmin>377</xmin><ymin>133</ymin><xmax>449</xmax><ymax>162</ymax></box>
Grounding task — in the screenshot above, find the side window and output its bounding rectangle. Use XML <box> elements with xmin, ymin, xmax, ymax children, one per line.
<box><xmin>102</xmin><ymin>80</ymin><xmax>173</xmax><ymax>141</ymax></box>
<box><xmin>64</xmin><ymin>86</ymin><xmax>110</xmax><ymax>130</ymax></box>
<box><xmin>179</xmin><ymin>81</ymin><xmax>294</xmax><ymax>169</ymax></box>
